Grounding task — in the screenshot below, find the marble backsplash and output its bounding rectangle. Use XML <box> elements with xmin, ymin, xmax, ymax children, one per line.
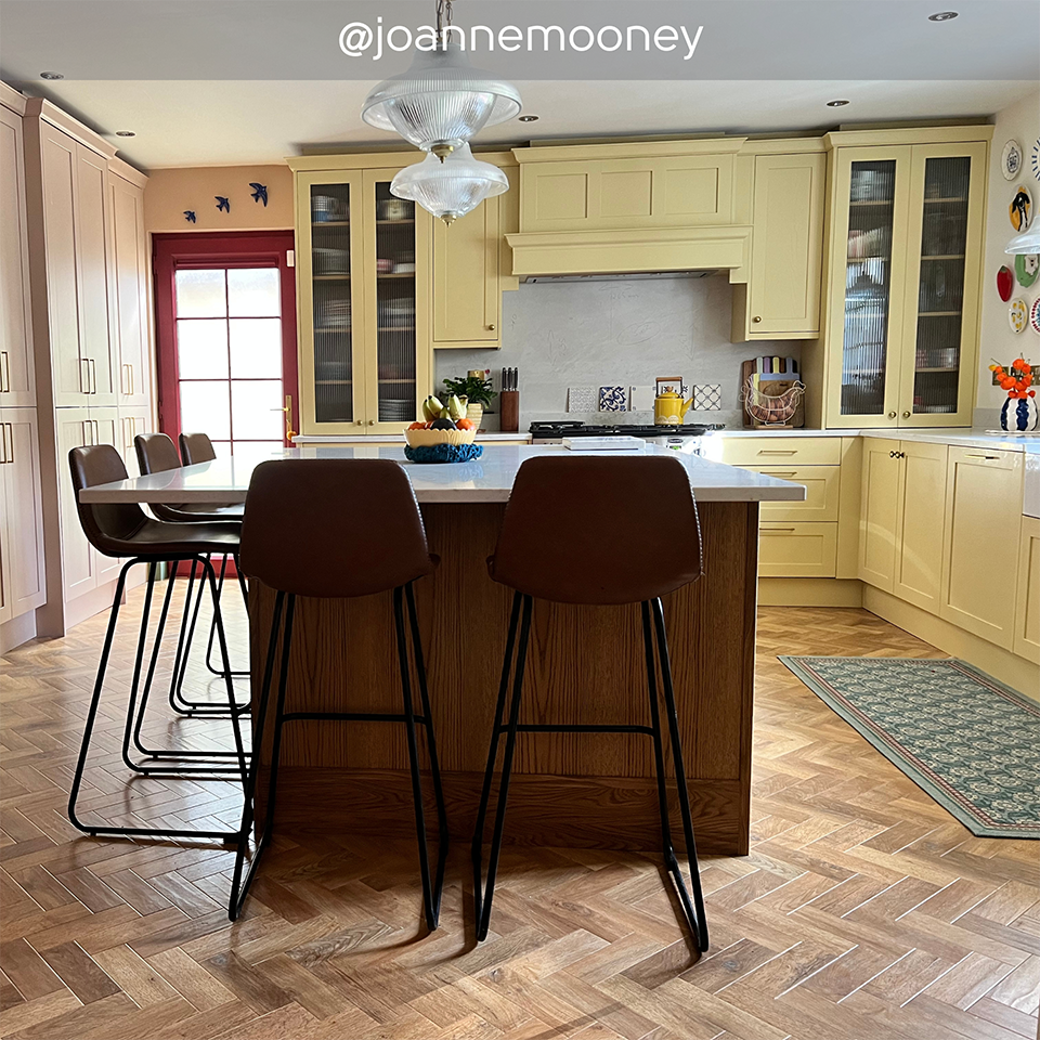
<box><xmin>434</xmin><ymin>274</ymin><xmax>797</xmax><ymax>430</ymax></box>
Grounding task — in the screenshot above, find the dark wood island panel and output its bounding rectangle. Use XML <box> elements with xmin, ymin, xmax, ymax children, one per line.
<box><xmin>249</xmin><ymin>500</ymin><xmax>759</xmax><ymax>854</ymax></box>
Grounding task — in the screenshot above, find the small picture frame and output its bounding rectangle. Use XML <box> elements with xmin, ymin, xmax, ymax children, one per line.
<box><xmin>655</xmin><ymin>376</ymin><xmax>685</xmax><ymax>397</ymax></box>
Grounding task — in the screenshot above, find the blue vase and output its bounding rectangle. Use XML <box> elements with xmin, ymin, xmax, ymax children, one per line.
<box><xmin>1000</xmin><ymin>395</ymin><xmax>1040</xmax><ymax>432</ymax></box>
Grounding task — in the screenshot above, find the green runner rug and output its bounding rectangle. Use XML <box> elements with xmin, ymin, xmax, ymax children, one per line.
<box><xmin>778</xmin><ymin>656</ymin><xmax>1039</xmax><ymax>839</ymax></box>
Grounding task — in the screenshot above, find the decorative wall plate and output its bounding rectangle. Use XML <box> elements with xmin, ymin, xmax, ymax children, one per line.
<box><xmin>1032</xmin><ymin>138</ymin><xmax>1040</xmax><ymax>182</ymax></box>
<box><xmin>1010</xmin><ymin>185</ymin><xmax>1032</xmax><ymax>232</ymax></box>
<box><xmin>1002</xmin><ymin>139</ymin><xmax>1023</xmax><ymax>180</ymax></box>
<box><xmin>997</xmin><ymin>265</ymin><xmax>1014</xmax><ymax>301</ymax></box>
<box><xmin>1031</xmin><ymin>297</ymin><xmax>1040</xmax><ymax>335</ymax></box>
<box><xmin>1016</xmin><ymin>253</ymin><xmax>1039</xmax><ymax>288</ymax></box>
<box><xmin>1008</xmin><ymin>298</ymin><xmax>1028</xmax><ymax>333</ymax></box>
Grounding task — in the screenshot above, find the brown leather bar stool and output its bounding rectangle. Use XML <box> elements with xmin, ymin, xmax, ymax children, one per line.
<box><xmin>229</xmin><ymin>459</ymin><xmax>448</xmax><ymax>928</ymax></box>
<box><xmin>472</xmin><ymin>454</ymin><xmax>709</xmax><ymax>950</ymax></box>
<box><xmin>135</xmin><ymin>432</ymin><xmax>247</xmax><ymax>717</ymax></box>
<box><xmin>179</xmin><ymin>431</ymin><xmax>220</xmax><ymax>467</ymax></box>
<box><xmin>67</xmin><ymin>445</ymin><xmax>248</xmax><ymax>842</ymax></box>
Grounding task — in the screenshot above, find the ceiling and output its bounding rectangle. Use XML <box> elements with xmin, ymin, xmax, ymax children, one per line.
<box><xmin>1</xmin><ymin>1</ymin><xmax>1037</xmax><ymax>171</ymax></box>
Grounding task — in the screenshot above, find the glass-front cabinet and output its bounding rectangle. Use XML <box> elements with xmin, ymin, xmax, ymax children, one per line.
<box><xmin>296</xmin><ymin>166</ymin><xmax>431</xmax><ymax>433</ymax></box>
<box><xmin>824</xmin><ymin>139</ymin><xmax>986</xmax><ymax>428</ymax></box>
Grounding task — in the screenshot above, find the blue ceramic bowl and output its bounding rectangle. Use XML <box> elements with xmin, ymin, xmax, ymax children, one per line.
<box><xmin>404</xmin><ymin>443</ymin><xmax>484</xmax><ymax>464</ymax></box>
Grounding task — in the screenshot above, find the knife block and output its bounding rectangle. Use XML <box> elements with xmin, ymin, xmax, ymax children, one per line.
<box><xmin>499</xmin><ymin>390</ymin><xmax>519</xmax><ymax>433</ymax></box>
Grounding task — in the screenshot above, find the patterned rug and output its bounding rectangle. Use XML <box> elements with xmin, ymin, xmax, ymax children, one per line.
<box><xmin>778</xmin><ymin>656</ymin><xmax>1040</xmax><ymax>839</ymax></box>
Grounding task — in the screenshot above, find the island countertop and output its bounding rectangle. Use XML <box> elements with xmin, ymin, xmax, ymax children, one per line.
<box><xmin>79</xmin><ymin>444</ymin><xmax>806</xmax><ymax>505</ymax></box>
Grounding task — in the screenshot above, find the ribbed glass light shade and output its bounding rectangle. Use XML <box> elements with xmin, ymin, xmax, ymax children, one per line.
<box><xmin>1006</xmin><ymin>225</ymin><xmax>1040</xmax><ymax>254</ymax></box>
<box><xmin>391</xmin><ymin>143</ymin><xmax>509</xmax><ymax>223</ymax></box>
<box><xmin>362</xmin><ymin>41</ymin><xmax>521</xmax><ymax>153</ymax></box>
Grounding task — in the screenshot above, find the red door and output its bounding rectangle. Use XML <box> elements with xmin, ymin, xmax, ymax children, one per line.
<box><xmin>154</xmin><ymin>232</ymin><xmax>298</xmax><ymax>461</ymax></box>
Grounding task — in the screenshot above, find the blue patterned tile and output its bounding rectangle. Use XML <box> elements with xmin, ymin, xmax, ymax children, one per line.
<box><xmin>598</xmin><ymin>386</ymin><xmax>628</xmax><ymax>412</ymax></box>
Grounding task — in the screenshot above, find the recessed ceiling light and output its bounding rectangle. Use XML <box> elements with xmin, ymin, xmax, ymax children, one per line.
<box><xmin>827</xmin><ymin>99</ymin><xmax>850</xmax><ymax>107</ymax></box>
<box><xmin>518</xmin><ymin>114</ymin><xmax>539</xmax><ymax>122</ymax></box>
<box><xmin>39</xmin><ymin>71</ymin><xmax>64</xmax><ymax>80</ymax></box>
<box><xmin>928</xmin><ymin>11</ymin><xmax>958</xmax><ymax>20</ymax></box>
<box><xmin>115</xmin><ymin>131</ymin><xmax>136</xmax><ymax>137</ymax></box>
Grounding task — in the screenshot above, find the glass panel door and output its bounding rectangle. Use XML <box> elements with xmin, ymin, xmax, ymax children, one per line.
<box><xmin>840</xmin><ymin>159</ymin><xmax>898</xmax><ymax>417</ymax></box>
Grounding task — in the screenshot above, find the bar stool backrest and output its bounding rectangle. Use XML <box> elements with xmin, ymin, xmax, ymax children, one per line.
<box><xmin>69</xmin><ymin>445</ymin><xmax>148</xmax><ymax>556</ymax></box>
<box><xmin>135</xmin><ymin>432</ymin><xmax>182</xmax><ymax>475</ymax></box>
<box><xmin>490</xmin><ymin>455</ymin><xmax>703</xmax><ymax>605</ymax></box>
<box><xmin>241</xmin><ymin>459</ymin><xmax>435</xmax><ymax>597</ymax></box>
<box><xmin>180</xmin><ymin>432</ymin><xmax>217</xmax><ymax>466</ymax></box>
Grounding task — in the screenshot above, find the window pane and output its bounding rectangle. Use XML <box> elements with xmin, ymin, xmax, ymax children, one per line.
<box><xmin>228</xmin><ymin>268</ymin><xmax>280</xmax><ymax>317</ymax></box>
<box><xmin>180</xmin><ymin>381</ymin><xmax>230</xmax><ymax>440</ymax></box>
<box><xmin>229</xmin><ymin>441</ymin><xmax>283</xmax><ymax>465</ymax></box>
<box><xmin>231</xmin><ymin>380</ymin><xmax>282</xmax><ymax>440</ymax></box>
<box><xmin>229</xmin><ymin>318</ymin><xmax>282</xmax><ymax>379</ymax></box>
<box><xmin>175</xmin><ymin>269</ymin><xmax>226</xmax><ymax>318</ymax></box>
<box><xmin>177</xmin><ymin>319</ymin><xmax>228</xmax><ymax>379</ymax></box>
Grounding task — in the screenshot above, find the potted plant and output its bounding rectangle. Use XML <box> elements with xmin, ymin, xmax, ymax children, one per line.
<box><xmin>989</xmin><ymin>358</ymin><xmax>1038</xmax><ymax>431</ymax></box>
<box><xmin>442</xmin><ymin>370</ymin><xmax>497</xmax><ymax>426</ymax></box>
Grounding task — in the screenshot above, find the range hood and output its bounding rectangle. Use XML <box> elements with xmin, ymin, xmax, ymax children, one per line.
<box><xmin>524</xmin><ymin>270</ymin><xmax>717</xmax><ymax>284</ymax></box>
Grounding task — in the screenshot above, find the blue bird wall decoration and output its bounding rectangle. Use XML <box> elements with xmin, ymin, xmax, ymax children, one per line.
<box><xmin>249</xmin><ymin>182</ymin><xmax>268</xmax><ymax>207</ymax></box>
<box><xmin>184</xmin><ymin>210</ymin><xmax>196</xmax><ymax>223</ymax></box>
<box><xmin>215</xmin><ymin>196</ymin><xmax>231</xmax><ymax>213</ymax></box>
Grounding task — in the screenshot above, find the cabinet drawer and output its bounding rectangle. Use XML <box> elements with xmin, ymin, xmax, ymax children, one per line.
<box><xmin>745</xmin><ymin>465</ymin><xmax>839</xmax><ymax>522</ymax></box>
<box><xmin>758</xmin><ymin>522</ymin><xmax>837</xmax><ymax>577</ymax></box>
<box><xmin>722</xmin><ymin>437</ymin><xmax>842</xmax><ymax>467</ymax></box>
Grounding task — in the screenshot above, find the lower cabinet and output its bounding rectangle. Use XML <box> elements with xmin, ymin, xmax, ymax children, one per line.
<box><xmin>892</xmin><ymin>441</ymin><xmax>948</xmax><ymax>613</ymax></box>
<box><xmin>940</xmin><ymin>446</ymin><xmax>1024</xmax><ymax>645</ymax></box>
<box><xmin>858</xmin><ymin>438</ymin><xmax>901</xmax><ymax>590</ymax></box>
<box><xmin>758</xmin><ymin>521</ymin><xmax>837</xmax><ymax>577</ymax></box>
<box><xmin>1014</xmin><ymin>516</ymin><xmax>1040</xmax><ymax>664</ymax></box>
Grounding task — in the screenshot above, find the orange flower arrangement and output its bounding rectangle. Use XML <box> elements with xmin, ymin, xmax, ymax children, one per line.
<box><xmin>989</xmin><ymin>358</ymin><xmax>1035</xmax><ymax>399</ymax></box>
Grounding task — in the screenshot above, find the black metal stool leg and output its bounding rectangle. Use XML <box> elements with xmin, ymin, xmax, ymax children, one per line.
<box><xmin>404</xmin><ymin>582</ymin><xmax>448</xmax><ymax>923</ymax></box>
<box><xmin>474</xmin><ymin>593</ymin><xmax>533</xmax><ymax>941</ymax></box>
<box><xmin>204</xmin><ymin>554</ymin><xmax>249</xmax><ymax>680</ymax></box>
<box><xmin>651</xmin><ymin>597</ymin><xmax>709</xmax><ymax>952</ymax></box>
<box><xmin>641</xmin><ymin>601</ymin><xmax>679</xmax><ymax>859</ymax></box>
<box><xmin>229</xmin><ymin>591</ymin><xmax>288</xmax><ymax>920</ymax></box>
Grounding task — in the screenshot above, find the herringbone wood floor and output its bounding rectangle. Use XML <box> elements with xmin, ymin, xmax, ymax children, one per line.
<box><xmin>1</xmin><ymin>590</ymin><xmax>1038</xmax><ymax>1040</ymax></box>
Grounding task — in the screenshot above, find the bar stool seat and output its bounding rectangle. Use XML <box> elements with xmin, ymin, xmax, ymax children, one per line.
<box><xmin>472</xmin><ymin>454</ymin><xmax>709</xmax><ymax>951</ymax></box>
<box><xmin>229</xmin><ymin>458</ymin><xmax>448</xmax><ymax>928</ymax></box>
<box><xmin>66</xmin><ymin>444</ymin><xmax>248</xmax><ymax>846</ymax></box>
<box><xmin>136</xmin><ymin>433</ymin><xmax>244</xmax><ymax>523</ymax></box>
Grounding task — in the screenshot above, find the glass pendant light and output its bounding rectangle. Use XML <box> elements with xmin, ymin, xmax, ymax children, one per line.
<box><xmin>391</xmin><ymin>142</ymin><xmax>508</xmax><ymax>224</ymax></box>
<box><xmin>1006</xmin><ymin>225</ymin><xmax>1040</xmax><ymax>254</ymax></box>
<box><xmin>361</xmin><ymin>1</ymin><xmax>521</xmax><ymax>160</ymax></box>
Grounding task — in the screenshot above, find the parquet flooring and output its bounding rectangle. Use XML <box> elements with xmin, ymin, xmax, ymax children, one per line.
<box><xmin>2</xmin><ymin>592</ymin><xmax>1038</xmax><ymax>1040</ymax></box>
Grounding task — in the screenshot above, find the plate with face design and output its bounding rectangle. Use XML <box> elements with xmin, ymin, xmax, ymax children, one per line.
<box><xmin>1016</xmin><ymin>253</ymin><xmax>1039</xmax><ymax>288</ymax></box>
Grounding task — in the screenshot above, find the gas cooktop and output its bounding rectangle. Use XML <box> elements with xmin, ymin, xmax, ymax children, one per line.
<box><xmin>529</xmin><ymin>421</ymin><xmax>725</xmax><ymax>440</ymax></box>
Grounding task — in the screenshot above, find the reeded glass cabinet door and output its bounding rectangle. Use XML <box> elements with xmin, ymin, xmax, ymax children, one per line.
<box><xmin>827</xmin><ymin>145</ymin><xmax>911</xmax><ymax>427</ymax></box>
<box><xmin>898</xmin><ymin>143</ymin><xmax>986</xmax><ymax>426</ymax></box>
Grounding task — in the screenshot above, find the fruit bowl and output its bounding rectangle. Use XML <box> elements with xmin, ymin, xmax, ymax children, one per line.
<box><xmin>403</xmin><ymin>427</ymin><xmax>477</xmax><ymax>448</ymax></box>
<box><xmin>405</xmin><ymin>443</ymin><xmax>483</xmax><ymax>464</ymax></box>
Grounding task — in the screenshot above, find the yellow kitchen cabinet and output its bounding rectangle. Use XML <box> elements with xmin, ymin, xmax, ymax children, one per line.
<box><xmin>291</xmin><ymin>158</ymin><xmax>432</xmax><ymax>435</ymax></box>
<box><xmin>892</xmin><ymin>440</ymin><xmax>948</xmax><ymax>613</ymax></box>
<box><xmin>745</xmin><ymin>465</ymin><xmax>839</xmax><ymax>523</ymax></box>
<box><xmin>731</xmin><ymin>151</ymin><xmax>826</xmax><ymax>340</ymax></box>
<box><xmin>1014</xmin><ymin>516</ymin><xmax>1040</xmax><ymax>664</ymax></box>
<box><xmin>940</xmin><ymin>447</ymin><xmax>1024</xmax><ymax>645</ymax></box>
<box><xmin>858</xmin><ymin>438</ymin><xmax>901</xmax><ymax>591</ymax></box>
<box><xmin>758</xmin><ymin>522</ymin><xmax>837</xmax><ymax>577</ymax></box>
<box><xmin>809</xmin><ymin>128</ymin><xmax>990</xmax><ymax>430</ymax></box>
<box><xmin>720</xmin><ymin>436</ymin><xmax>841</xmax><ymax>467</ymax></box>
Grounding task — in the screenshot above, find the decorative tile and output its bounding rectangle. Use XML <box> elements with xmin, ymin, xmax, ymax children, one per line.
<box><xmin>567</xmin><ymin>386</ymin><xmax>598</xmax><ymax>413</ymax></box>
<box><xmin>598</xmin><ymin>386</ymin><xmax>628</xmax><ymax>412</ymax></box>
<box><xmin>629</xmin><ymin>386</ymin><xmax>655</xmax><ymax>411</ymax></box>
<box><xmin>693</xmin><ymin>384</ymin><xmax>722</xmax><ymax>411</ymax></box>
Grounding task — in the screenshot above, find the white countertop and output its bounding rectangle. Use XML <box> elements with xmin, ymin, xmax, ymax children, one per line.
<box><xmin>80</xmin><ymin>444</ymin><xmax>806</xmax><ymax>506</ymax></box>
<box><xmin>707</xmin><ymin>427</ymin><xmax>1040</xmax><ymax>453</ymax></box>
<box><xmin>292</xmin><ymin>433</ymin><xmax>532</xmax><ymax>444</ymax></box>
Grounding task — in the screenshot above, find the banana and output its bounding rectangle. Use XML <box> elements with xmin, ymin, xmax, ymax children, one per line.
<box><xmin>423</xmin><ymin>395</ymin><xmax>443</xmax><ymax>422</ymax></box>
<box><xmin>447</xmin><ymin>394</ymin><xmax>466</xmax><ymax>421</ymax></box>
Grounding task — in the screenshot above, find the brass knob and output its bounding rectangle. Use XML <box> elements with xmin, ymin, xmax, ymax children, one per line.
<box><xmin>355</xmin><ymin>420</ymin><xmax>363</xmax><ymax>426</ymax></box>
<box><xmin>752</xmin><ymin>315</ymin><xmax>762</xmax><ymax>323</ymax></box>
<box><xmin>902</xmin><ymin>411</ymin><xmax>911</xmax><ymax>419</ymax></box>
<box><xmin>368</xmin><ymin>419</ymin><xmax>376</xmax><ymax>426</ymax></box>
<box><xmin>887</xmin><ymin>411</ymin><xmax>896</xmax><ymax>419</ymax></box>
<box><xmin>487</xmin><ymin>323</ymin><xmax>496</xmax><ymax>331</ymax></box>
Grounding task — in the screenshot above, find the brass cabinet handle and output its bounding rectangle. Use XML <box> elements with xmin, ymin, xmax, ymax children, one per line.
<box><xmin>887</xmin><ymin>411</ymin><xmax>896</xmax><ymax>419</ymax></box>
<box><xmin>760</xmin><ymin>470</ymin><xmax>798</xmax><ymax>477</ymax></box>
<box><xmin>902</xmin><ymin>410</ymin><xmax>911</xmax><ymax>419</ymax></box>
<box><xmin>0</xmin><ymin>422</ymin><xmax>10</xmax><ymax>463</ymax></box>
<box><xmin>487</xmin><ymin>323</ymin><xmax>496</xmax><ymax>331</ymax></box>
<box><xmin>0</xmin><ymin>351</ymin><xmax>9</xmax><ymax>393</ymax></box>
<box><xmin>965</xmin><ymin>453</ymin><xmax>999</xmax><ymax>460</ymax></box>
<box><xmin>761</xmin><ymin>527</ymin><xmax>797</xmax><ymax>533</ymax></box>
<box><xmin>757</xmin><ymin>450</ymin><xmax>797</xmax><ymax>456</ymax></box>
<box><xmin>368</xmin><ymin>419</ymin><xmax>376</xmax><ymax>426</ymax></box>
<box><xmin>81</xmin><ymin>358</ymin><xmax>91</xmax><ymax>395</ymax></box>
<box><xmin>752</xmin><ymin>315</ymin><xmax>763</xmax><ymax>323</ymax></box>
<box><xmin>355</xmin><ymin>419</ymin><xmax>363</xmax><ymax>426</ymax></box>
<box><xmin>88</xmin><ymin>358</ymin><xmax>97</xmax><ymax>394</ymax></box>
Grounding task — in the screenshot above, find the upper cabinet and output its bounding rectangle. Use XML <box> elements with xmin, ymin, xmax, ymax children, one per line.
<box><xmin>811</xmin><ymin>128</ymin><xmax>990</xmax><ymax>429</ymax></box>
<box><xmin>290</xmin><ymin>152</ymin><xmax>518</xmax><ymax>435</ymax></box>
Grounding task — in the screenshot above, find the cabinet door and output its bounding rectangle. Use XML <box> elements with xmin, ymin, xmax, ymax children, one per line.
<box><xmin>432</xmin><ymin>195</ymin><xmax>501</xmax><ymax>347</ymax></box>
<box><xmin>892</xmin><ymin>440</ymin><xmax>947</xmax><ymax>612</ymax></box>
<box><xmin>940</xmin><ymin>447</ymin><xmax>1023</xmax><ymax>644</ymax></box>
<box><xmin>56</xmin><ymin>407</ymin><xmax>97</xmax><ymax>598</ymax></box>
<box><xmin>90</xmin><ymin>407</ymin><xmax>122</xmax><ymax>585</ymax></box>
<box><xmin>747</xmin><ymin>152</ymin><xmax>825</xmax><ymax>337</ymax></box>
<box><xmin>298</xmin><ymin>171</ymin><xmax>364</xmax><ymax>433</ymax></box>
<box><xmin>858</xmin><ymin>437</ymin><xmax>901</xmax><ymax>590</ymax></box>
<box><xmin>896</xmin><ymin>143</ymin><xmax>986</xmax><ymax>427</ymax></box>
<box><xmin>0</xmin><ymin>407</ymin><xmax>47</xmax><ymax>620</ymax></box>
<box><xmin>75</xmin><ymin>144</ymin><xmax>115</xmax><ymax>406</ymax></box>
<box><xmin>362</xmin><ymin>168</ymin><xmax>431</xmax><ymax>434</ymax></box>
<box><xmin>40</xmin><ymin>125</ymin><xmax>88</xmax><ymax>407</ymax></box>
<box><xmin>119</xmin><ymin>405</ymin><xmax>152</xmax><ymax>477</ymax></box>
<box><xmin>824</xmin><ymin>146</ymin><xmax>912</xmax><ymax>428</ymax></box>
<box><xmin>1014</xmin><ymin>516</ymin><xmax>1040</xmax><ymax>664</ymax></box>
<box><xmin>109</xmin><ymin>172</ymin><xmax>151</xmax><ymax>406</ymax></box>
<box><xmin>0</xmin><ymin>106</ymin><xmax>36</xmax><ymax>407</ymax></box>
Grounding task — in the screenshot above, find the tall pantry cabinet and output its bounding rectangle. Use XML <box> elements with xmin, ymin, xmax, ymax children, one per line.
<box><xmin>0</xmin><ymin>85</ymin><xmax>46</xmax><ymax>646</ymax></box>
<box><xmin>0</xmin><ymin>91</ymin><xmax>156</xmax><ymax>648</ymax></box>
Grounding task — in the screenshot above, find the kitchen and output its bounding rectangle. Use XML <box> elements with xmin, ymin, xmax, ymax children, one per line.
<box><xmin>1</xmin><ymin>3</ymin><xmax>1039</xmax><ymax>1039</ymax></box>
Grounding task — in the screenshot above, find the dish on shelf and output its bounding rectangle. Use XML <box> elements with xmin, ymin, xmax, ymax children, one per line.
<box><xmin>1009</xmin><ymin>298</ymin><xmax>1028</xmax><ymax>334</ymax></box>
<box><xmin>1015</xmin><ymin>253</ymin><xmax>1039</xmax><ymax>288</ymax></box>
<box><xmin>1031</xmin><ymin>297</ymin><xmax>1040</xmax><ymax>336</ymax></box>
<box><xmin>1002</xmin><ymin>139</ymin><xmax>1023</xmax><ymax>181</ymax></box>
<box><xmin>1010</xmin><ymin>185</ymin><xmax>1031</xmax><ymax>232</ymax></box>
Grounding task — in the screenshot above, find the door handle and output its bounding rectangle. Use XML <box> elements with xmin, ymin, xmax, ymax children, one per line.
<box><xmin>0</xmin><ymin>423</ymin><xmax>9</xmax><ymax>463</ymax></box>
<box><xmin>0</xmin><ymin>351</ymin><xmax>9</xmax><ymax>393</ymax></box>
<box><xmin>5</xmin><ymin>423</ymin><xmax>12</xmax><ymax>464</ymax></box>
<box><xmin>761</xmin><ymin>527</ymin><xmax>797</xmax><ymax>533</ymax></box>
<box><xmin>965</xmin><ymin>453</ymin><xmax>999</xmax><ymax>461</ymax></box>
<box><xmin>128</xmin><ymin>363</ymin><xmax>134</xmax><ymax>397</ymax></box>
<box><xmin>81</xmin><ymin>358</ymin><xmax>91</xmax><ymax>395</ymax></box>
<box><xmin>759</xmin><ymin>470</ymin><xmax>798</xmax><ymax>477</ymax></box>
<box><xmin>88</xmin><ymin>357</ymin><xmax>97</xmax><ymax>394</ymax></box>
<box><xmin>757</xmin><ymin>450</ymin><xmax>797</xmax><ymax>456</ymax></box>
<box><xmin>283</xmin><ymin>394</ymin><xmax>295</xmax><ymax>441</ymax></box>
<box><xmin>82</xmin><ymin>420</ymin><xmax>91</xmax><ymax>445</ymax></box>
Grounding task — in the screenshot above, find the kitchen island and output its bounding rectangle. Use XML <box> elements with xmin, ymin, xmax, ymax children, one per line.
<box><xmin>81</xmin><ymin>445</ymin><xmax>803</xmax><ymax>854</ymax></box>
